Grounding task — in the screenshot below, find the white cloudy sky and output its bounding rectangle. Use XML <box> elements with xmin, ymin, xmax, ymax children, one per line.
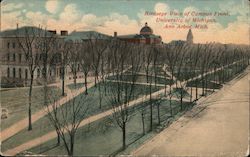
<box><xmin>1</xmin><ymin>0</ymin><xmax>249</xmax><ymax>44</ymax></box>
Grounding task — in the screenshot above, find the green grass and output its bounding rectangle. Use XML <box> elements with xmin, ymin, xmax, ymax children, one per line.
<box><xmin>1</xmin><ymin>86</ymin><xmax>62</xmax><ymax>130</ymax></box>
<box><xmin>2</xmin><ymin>81</ymin><xmax>164</xmax><ymax>152</ymax></box>
<box><xmin>172</xmin><ymin>88</ymin><xmax>190</xmax><ymax>99</ymax></box>
<box><xmin>27</xmin><ymin>99</ymin><xmax>193</xmax><ymax>156</ymax></box>
<box><xmin>187</xmin><ymin>64</ymin><xmax>245</xmax><ymax>89</ymax></box>
<box><xmin>107</xmin><ymin>74</ymin><xmax>173</xmax><ymax>85</ymax></box>
<box><xmin>67</xmin><ymin>82</ymin><xmax>85</xmax><ymax>90</ymax></box>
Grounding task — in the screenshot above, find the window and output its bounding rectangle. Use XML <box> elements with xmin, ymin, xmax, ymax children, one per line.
<box><xmin>7</xmin><ymin>67</ymin><xmax>10</xmax><ymax>78</ymax></box>
<box><xmin>19</xmin><ymin>68</ymin><xmax>22</xmax><ymax>78</ymax></box>
<box><xmin>13</xmin><ymin>68</ymin><xmax>16</xmax><ymax>78</ymax></box>
<box><xmin>19</xmin><ymin>54</ymin><xmax>22</xmax><ymax>62</ymax></box>
<box><xmin>7</xmin><ymin>42</ymin><xmax>10</xmax><ymax>49</ymax></box>
<box><xmin>13</xmin><ymin>53</ymin><xmax>16</xmax><ymax>62</ymax></box>
<box><xmin>7</xmin><ymin>53</ymin><xmax>10</xmax><ymax>61</ymax></box>
<box><xmin>37</xmin><ymin>69</ymin><xmax>40</xmax><ymax>78</ymax></box>
<box><xmin>13</xmin><ymin>42</ymin><xmax>15</xmax><ymax>49</ymax></box>
<box><xmin>25</xmin><ymin>69</ymin><xmax>28</xmax><ymax>79</ymax></box>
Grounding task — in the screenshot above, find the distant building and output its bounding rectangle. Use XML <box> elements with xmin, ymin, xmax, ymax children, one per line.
<box><xmin>0</xmin><ymin>26</ymin><xmax>63</xmax><ymax>87</ymax></box>
<box><xmin>169</xmin><ymin>29</ymin><xmax>194</xmax><ymax>45</ymax></box>
<box><xmin>186</xmin><ymin>29</ymin><xmax>193</xmax><ymax>44</ymax></box>
<box><xmin>116</xmin><ymin>22</ymin><xmax>162</xmax><ymax>45</ymax></box>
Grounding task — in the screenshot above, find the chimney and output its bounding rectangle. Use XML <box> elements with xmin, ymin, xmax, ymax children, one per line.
<box><xmin>48</xmin><ymin>30</ymin><xmax>57</xmax><ymax>34</ymax></box>
<box><xmin>61</xmin><ymin>30</ymin><xmax>68</xmax><ymax>36</ymax></box>
<box><xmin>114</xmin><ymin>32</ymin><xmax>117</xmax><ymax>37</ymax></box>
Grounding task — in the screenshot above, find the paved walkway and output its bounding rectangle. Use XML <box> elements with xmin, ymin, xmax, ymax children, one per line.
<box><xmin>132</xmin><ymin>67</ymin><xmax>249</xmax><ymax>157</ymax></box>
<box><xmin>0</xmin><ymin>78</ymin><xmax>96</xmax><ymax>142</ymax></box>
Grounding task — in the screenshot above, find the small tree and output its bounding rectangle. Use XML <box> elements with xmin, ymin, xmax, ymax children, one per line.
<box><xmin>107</xmin><ymin>42</ymin><xmax>142</xmax><ymax>150</ymax></box>
<box><xmin>79</xmin><ymin>41</ymin><xmax>92</xmax><ymax>95</ymax></box>
<box><xmin>68</xmin><ymin>41</ymin><xmax>81</xmax><ymax>88</ymax></box>
<box><xmin>16</xmin><ymin>26</ymin><xmax>41</xmax><ymax>130</ymax></box>
<box><xmin>45</xmin><ymin>92</ymin><xmax>91</xmax><ymax>156</ymax></box>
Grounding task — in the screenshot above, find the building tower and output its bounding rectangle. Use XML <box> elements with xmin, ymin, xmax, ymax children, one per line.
<box><xmin>186</xmin><ymin>29</ymin><xmax>193</xmax><ymax>44</ymax></box>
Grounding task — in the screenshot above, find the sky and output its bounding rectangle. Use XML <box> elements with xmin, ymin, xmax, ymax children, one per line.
<box><xmin>1</xmin><ymin>0</ymin><xmax>249</xmax><ymax>44</ymax></box>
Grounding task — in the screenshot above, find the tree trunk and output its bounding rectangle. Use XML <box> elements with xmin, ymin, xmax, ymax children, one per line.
<box><xmin>122</xmin><ymin>123</ymin><xmax>126</xmax><ymax>150</ymax></box>
<box><xmin>180</xmin><ymin>90</ymin><xmax>183</xmax><ymax>111</ymax></box>
<box><xmin>57</xmin><ymin>131</ymin><xmax>60</xmax><ymax>145</ymax></box>
<box><xmin>61</xmin><ymin>66</ymin><xmax>65</xmax><ymax>96</ymax></box>
<box><xmin>202</xmin><ymin>73</ymin><xmax>205</xmax><ymax>96</ymax></box>
<box><xmin>195</xmin><ymin>80</ymin><xmax>198</xmax><ymax>100</ymax></box>
<box><xmin>74</xmin><ymin>71</ymin><xmax>77</xmax><ymax>89</ymax></box>
<box><xmin>84</xmin><ymin>74</ymin><xmax>88</xmax><ymax>95</ymax></box>
<box><xmin>149</xmin><ymin>83</ymin><xmax>153</xmax><ymax>131</ymax></box>
<box><xmin>28</xmin><ymin>73</ymin><xmax>34</xmax><ymax>131</ymax></box>
<box><xmin>169</xmin><ymin>97</ymin><xmax>173</xmax><ymax>116</ymax></box>
<box><xmin>141</xmin><ymin>112</ymin><xmax>145</xmax><ymax>135</ymax></box>
<box><xmin>146</xmin><ymin>70</ymin><xmax>149</xmax><ymax>83</ymax></box>
<box><xmin>98</xmin><ymin>83</ymin><xmax>102</xmax><ymax>109</ymax></box>
<box><xmin>157</xmin><ymin>102</ymin><xmax>160</xmax><ymax>125</ymax></box>
<box><xmin>69</xmin><ymin>136</ymin><xmax>74</xmax><ymax>157</ymax></box>
<box><xmin>190</xmin><ymin>86</ymin><xmax>193</xmax><ymax>102</ymax></box>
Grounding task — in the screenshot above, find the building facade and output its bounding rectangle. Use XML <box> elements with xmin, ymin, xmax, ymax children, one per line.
<box><xmin>0</xmin><ymin>27</ymin><xmax>62</xmax><ymax>87</ymax></box>
<box><xmin>116</xmin><ymin>22</ymin><xmax>162</xmax><ymax>45</ymax></box>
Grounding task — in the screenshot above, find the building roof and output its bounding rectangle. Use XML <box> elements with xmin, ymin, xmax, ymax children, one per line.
<box><xmin>118</xmin><ymin>34</ymin><xmax>161</xmax><ymax>40</ymax></box>
<box><xmin>0</xmin><ymin>26</ymin><xmax>56</xmax><ymax>37</ymax></box>
<box><xmin>140</xmin><ymin>22</ymin><xmax>153</xmax><ymax>35</ymax></box>
<box><xmin>169</xmin><ymin>40</ymin><xmax>186</xmax><ymax>45</ymax></box>
<box><xmin>64</xmin><ymin>31</ymin><xmax>112</xmax><ymax>41</ymax></box>
<box><xmin>118</xmin><ymin>34</ymin><xmax>146</xmax><ymax>39</ymax></box>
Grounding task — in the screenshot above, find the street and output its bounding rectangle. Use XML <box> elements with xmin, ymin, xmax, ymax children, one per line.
<box><xmin>132</xmin><ymin>67</ymin><xmax>249</xmax><ymax>157</ymax></box>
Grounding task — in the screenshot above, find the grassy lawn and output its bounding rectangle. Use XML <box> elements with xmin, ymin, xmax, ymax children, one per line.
<box><xmin>67</xmin><ymin>82</ymin><xmax>85</xmax><ymax>90</ymax></box>
<box><xmin>107</xmin><ymin>74</ymin><xmax>173</xmax><ymax>85</ymax></box>
<box><xmin>187</xmin><ymin>80</ymin><xmax>222</xmax><ymax>89</ymax></box>
<box><xmin>172</xmin><ymin>88</ymin><xmax>191</xmax><ymax>99</ymax></box>
<box><xmin>27</xmin><ymin>99</ymin><xmax>193</xmax><ymax>156</ymax></box>
<box><xmin>186</xmin><ymin>65</ymin><xmax>243</xmax><ymax>89</ymax></box>
<box><xmin>126</xmin><ymin>66</ymin><xmax>168</xmax><ymax>77</ymax></box>
<box><xmin>2</xmin><ymin>81</ymin><xmax>164</xmax><ymax>152</ymax></box>
<box><xmin>1</xmin><ymin>86</ymin><xmax>62</xmax><ymax>130</ymax></box>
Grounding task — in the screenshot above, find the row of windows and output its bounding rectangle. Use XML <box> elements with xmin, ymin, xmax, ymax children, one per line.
<box><xmin>7</xmin><ymin>42</ymin><xmax>22</xmax><ymax>49</ymax></box>
<box><xmin>7</xmin><ymin>67</ymin><xmax>58</xmax><ymax>79</ymax></box>
<box><xmin>7</xmin><ymin>53</ymin><xmax>45</xmax><ymax>62</ymax></box>
<box><xmin>7</xmin><ymin>42</ymin><xmax>64</xmax><ymax>49</ymax></box>
<box><xmin>7</xmin><ymin>67</ymin><xmax>28</xmax><ymax>79</ymax></box>
<box><xmin>7</xmin><ymin>53</ymin><xmax>22</xmax><ymax>62</ymax></box>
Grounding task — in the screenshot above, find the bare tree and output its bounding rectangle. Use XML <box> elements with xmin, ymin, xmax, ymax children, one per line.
<box><xmin>107</xmin><ymin>41</ymin><xmax>142</xmax><ymax>150</ymax></box>
<box><xmin>16</xmin><ymin>26</ymin><xmax>41</xmax><ymax>130</ymax></box>
<box><xmin>87</xmin><ymin>33</ymin><xmax>110</xmax><ymax>108</ymax></box>
<box><xmin>68</xmin><ymin>41</ymin><xmax>81</xmax><ymax>88</ymax></box>
<box><xmin>45</xmin><ymin>92</ymin><xmax>91</xmax><ymax>156</ymax></box>
<box><xmin>59</xmin><ymin>41</ymin><xmax>70</xmax><ymax>96</ymax></box>
<box><xmin>36</xmin><ymin>27</ymin><xmax>57</xmax><ymax>105</ymax></box>
<box><xmin>79</xmin><ymin>41</ymin><xmax>92</xmax><ymax>95</ymax></box>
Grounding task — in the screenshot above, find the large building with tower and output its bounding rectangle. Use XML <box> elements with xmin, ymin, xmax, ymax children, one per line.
<box><xmin>116</xmin><ymin>22</ymin><xmax>162</xmax><ymax>45</ymax></box>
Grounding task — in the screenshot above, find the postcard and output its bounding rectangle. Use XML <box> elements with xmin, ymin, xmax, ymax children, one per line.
<box><xmin>0</xmin><ymin>0</ymin><xmax>249</xmax><ymax>156</ymax></box>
